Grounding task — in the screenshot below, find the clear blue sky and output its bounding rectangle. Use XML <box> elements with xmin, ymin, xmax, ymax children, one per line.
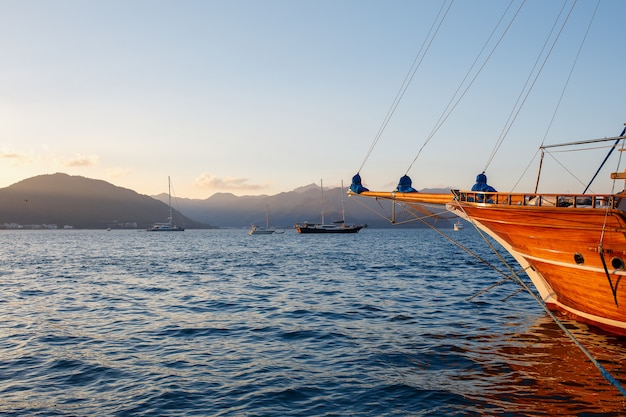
<box><xmin>1</xmin><ymin>0</ymin><xmax>624</xmax><ymax>198</ymax></box>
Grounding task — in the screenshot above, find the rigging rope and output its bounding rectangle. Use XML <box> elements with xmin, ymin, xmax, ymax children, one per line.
<box><xmin>482</xmin><ymin>0</ymin><xmax>578</xmax><ymax>173</ymax></box>
<box><xmin>528</xmin><ymin>0</ymin><xmax>599</xmax><ymax>194</ymax></box>
<box><xmin>405</xmin><ymin>0</ymin><xmax>524</xmax><ymax>174</ymax></box>
<box><xmin>584</xmin><ymin>126</ymin><xmax>626</xmax><ymax>193</ymax></box>
<box><xmin>597</xmin><ymin>134</ymin><xmax>626</xmax><ymax>307</ymax></box>
<box><xmin>539</xmin><ymin>0</ymin><xmax>600</xmax><ymax>151</ymax></box>
<box><xmin>544</xmin><ymin>150</ymin><xmax>593</xmax><ymax>191</ymax></box>
<box><xmin>356</xmin><ymin>0</ymin><xmax>454</xmax><ymax>175</ymax></box>
<box><xmin>394</xmin><ymin>202</ymin><xmax>525</xmax><ymax>282</ymax></box>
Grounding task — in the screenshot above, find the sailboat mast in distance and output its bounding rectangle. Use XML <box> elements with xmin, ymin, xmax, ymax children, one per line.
<box><xmin>295</xmin><ymin>179</ymin><xmax>365</xmax><ymax>234</ymax></box>
<box><xmin>146</xmin><ymin>176</ymin><xmax>185</xmax><ymax>232</ymax></box>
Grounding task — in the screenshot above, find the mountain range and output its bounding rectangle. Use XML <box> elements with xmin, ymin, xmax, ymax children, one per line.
<box><xmin>0</xmin><ymin>173</ymin><xmax>455</xmax><ymax>229</ymax></box>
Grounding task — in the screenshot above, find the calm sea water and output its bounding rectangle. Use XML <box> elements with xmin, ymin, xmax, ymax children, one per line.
<box><xmin>0</xmin><ymin>228</ymin><xmax>625</xmax><ymax>416</ymax></box>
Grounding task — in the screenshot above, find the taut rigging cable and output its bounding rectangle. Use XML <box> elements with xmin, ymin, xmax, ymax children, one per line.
<box><xmin>482</xmin><ymin>0</ymin><xmax>579</xmax><ymax>174</ymax></box>
<box><xmin>538</xmin><ymin>0</ymin><xmax>600</xmax><ymax>153</ymax></box>
<box><xmin>405</xmin><ymin>0</ymin><xmax>524</xmax><ymax>175</ymax></box>
<box><xmin>356</xmin><ymin>0</ymin><xmax>454</xmax><ymax>175</ymax></box>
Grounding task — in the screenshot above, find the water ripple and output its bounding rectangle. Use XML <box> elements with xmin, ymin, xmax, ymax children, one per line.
<box><xmin>0</xmin><ymin>229</ymin><xmax>624</xmax><ymax>416</ymax></box>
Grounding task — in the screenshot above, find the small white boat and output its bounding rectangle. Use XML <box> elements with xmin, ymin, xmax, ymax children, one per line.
<box><xmin>249</xmin><ymin>206</ymin><xmax>276</xmax><ymax>235</ymax></box>
<box><xmin>453</xmin><ymin>220</ymin><xmax>463</xmax><ymax>231</ymax></box>
<box><xmin>147</xmin><ymin>176</ymin><xmax>185</xmax><ymax>232</ymax></box>
<box><xmin>249</xmin><ymin>225</ymin><xmax>275</xmax><ymax>235</ymax></box>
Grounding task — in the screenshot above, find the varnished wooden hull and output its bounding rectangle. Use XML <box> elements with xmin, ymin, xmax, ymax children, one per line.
<box><xmin>450</xmin><ymin>200</ymin><xmax>626</xmax><ymax>335</ymax></box>
<box><xmin>351</xmin><ymin>190</ymin><xmax>626</xmax><ymax>335</ymax></box>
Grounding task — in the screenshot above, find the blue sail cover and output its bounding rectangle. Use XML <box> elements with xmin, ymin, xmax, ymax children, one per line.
<box><xmin>396</xmin><ymin>175</ymin><xmax>417</xmax><ymax>193</ymax></box>
<box><xmin>350</xmin><ymin>173</ymin><xmax>369</xmax><ymax>194</ymax></box>
<box><xmin>470</xmin><ymin>173</ymin><xmax>496</xmax><ymax>202</ymax></box>
<box><xmin>471</xmin><ymin>173</ymin><xmax>496</xmax><ymax>192</ymax></box>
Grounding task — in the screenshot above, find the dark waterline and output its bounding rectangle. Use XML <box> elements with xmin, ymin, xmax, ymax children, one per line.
<box><xmin>0</xmin><ymin>228</ymin><xmax>624</xmax><ymax>416</ymax></box>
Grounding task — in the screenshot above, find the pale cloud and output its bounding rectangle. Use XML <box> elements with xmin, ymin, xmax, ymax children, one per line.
<box><xmin>195</xmin><ymin>173</ymin><xmax>266</xmax><ymax>191</ymax></box>
<box><xmin>62</xmin><ymin>154</ymin><xmax>99</xmax><ymax>167</ymax></box>
<box><xmin>0</xmin><ymin>151</ymin><xmax>31</xmax><ymax>165</ymax></box>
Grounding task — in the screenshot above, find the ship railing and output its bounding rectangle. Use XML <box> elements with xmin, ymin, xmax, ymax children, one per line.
<box><xmin>453</xmin><ymin>190</ymin><xmax>622</xmax><ymax>209</ymax></box>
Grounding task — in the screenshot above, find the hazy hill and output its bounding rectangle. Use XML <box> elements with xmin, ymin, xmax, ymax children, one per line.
<box><xmin>156</xmin><ymin>183</ymin><xmax>456</xmax><ymax>229</ymax></box>
<box><xmin>0</xmin><ymin>173</ymin><xmax>210</xmax><ymax>229</ymax></box>
<box><xmin>0</xmin><ymin>173</ymin><xmax>455</xmax><ymax>229</ymax></box>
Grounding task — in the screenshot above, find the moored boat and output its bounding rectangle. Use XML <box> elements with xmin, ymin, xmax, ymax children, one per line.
<box><xmin>296</xmin><ymin>180</ymin><xmax>365</xmax><ymax>234</ymax></box>
<box><xmin>147</xmin><ymin>222</ymin><xmax>185</xmax><ymax>232</ymax></box>
<box><xmin>248</xmin><ymin>225</ymin><xmax>275</xmax><ymax>235</ymax></box>
<box><xmin>147</xmin><ymin>176</ymin><xmax>185</xmax><ymax>232</ymax></box>
<box><xmin>350</xmin><ymin>132</ymin><xmax>626</xmax><ymax>335</ymax></box>
<box><xmin>249</xmin><ymin>205</ymin><xmax>276</xmax><ymax>235</ymax></box>
<box><xmin>343</xmin><ymin>1</ymin><xmax>626</xmax><ymax>339</ymax></box>
<box><xmin>295</xmin><ymin>221</ymin><xmax>363</xmax><ymax>234</ymax></box>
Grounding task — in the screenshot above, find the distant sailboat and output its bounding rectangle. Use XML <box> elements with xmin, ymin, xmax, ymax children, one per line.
<box><xmin>296</xmin><ymin>180</ymin><xmax>365</xmax><ymax>234</ymax></box>
<box><xmin>249</xmin><ymin>205</ymin><xmax>276</xmax><ymax>235</ymax></box>
<box><xmin>453</xmin><ymin>220</ymin><xmax>463</xmax><ymax>231</ymax></box>
<box><xmin>147</xmin><ymin>176</ymin><xmax>185</xmax><ymax>232</ymax></box>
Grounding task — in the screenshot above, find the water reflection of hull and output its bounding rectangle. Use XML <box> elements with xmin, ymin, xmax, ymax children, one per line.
<box><xmin>475</xmin><ymin>315</ymin><xmax>626</xmax><ymax>414</ymax></box>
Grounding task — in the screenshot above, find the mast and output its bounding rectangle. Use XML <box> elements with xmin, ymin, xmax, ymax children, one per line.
<box><xmin>340</xmin><ymin>180</ymin><xmax>346</xmax><ymax>223</ymax></box>
<box><xmin>320</xmin><ymin>179</ymin><xmax>325</xmax><ymax>225</ymax></box>
<box><xmin>168</xmin><ymin>176</ymin><xmax>172</xmax><ymax>226</ymax></box>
